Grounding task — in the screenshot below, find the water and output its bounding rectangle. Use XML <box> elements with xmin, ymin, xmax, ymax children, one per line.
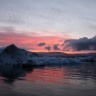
<box><xmin>0</xmin><ymin>63</ymin><xmax>96</xmax><ymax>96</ymax></box>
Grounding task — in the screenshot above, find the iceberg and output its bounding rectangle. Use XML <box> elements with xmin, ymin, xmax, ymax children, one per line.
<box><xmin>31</xmin><ymin>56</ymin><xmax>82</xmax><ymax>66</ymax></box>
<box><xmin>1</xmin><ymin>44</ymin><xmax>96</xmax><ymax>67</ymax></box>
<box><xmin>75</xmin><ymin>56</ymin><xmax>96</xmax><ymax>62</ymax></box>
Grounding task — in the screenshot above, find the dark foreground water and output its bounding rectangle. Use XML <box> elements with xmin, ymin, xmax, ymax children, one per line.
<box><xmin>0</xmin><ymin>63</ymin><xmax>96</xmax><ymax>96</ymax></box>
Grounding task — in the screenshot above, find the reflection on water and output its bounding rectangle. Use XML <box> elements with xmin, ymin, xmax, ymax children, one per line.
<box><xmin>0</xmin><ymin>63</ymin><xmax>96</xmax><ymax>96</ymax></box>
<box><xmin>0</xmin><ymin>66</ymin><xmax>33</xmax><ymax>84</ymax></box>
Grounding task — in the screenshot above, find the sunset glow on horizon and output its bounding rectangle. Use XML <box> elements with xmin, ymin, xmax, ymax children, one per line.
<box><xmin>0</xmin><ymin>0</ymin><xmax>96</xmax><ymax>54</ymax></box>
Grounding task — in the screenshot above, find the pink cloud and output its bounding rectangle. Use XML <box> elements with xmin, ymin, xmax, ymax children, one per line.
<box><xmin>0</xmin><ymin>27</ymin><xmax>70</xmax><ymax>52</ymax></box>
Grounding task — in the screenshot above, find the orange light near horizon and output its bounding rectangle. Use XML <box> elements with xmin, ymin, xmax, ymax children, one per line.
<box><xmin>64</xmin><ymin>50</ymin><xmax>96</xmax><ymax>54</ymax></box>
<box><xmin>1</xmin><ymin>30</ymin><xmax>94</xmax><ymax>54</ymax></box>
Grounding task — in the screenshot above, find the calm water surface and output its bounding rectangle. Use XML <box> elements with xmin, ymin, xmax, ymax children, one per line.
<box><xmin>0</xmin><ymin>63</ymin><xmax>96</xmax><ymax>96</ymax></box>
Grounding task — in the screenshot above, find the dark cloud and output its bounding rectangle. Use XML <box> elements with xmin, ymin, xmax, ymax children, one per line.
<box><xmin>38</xmin><ymin>42</ymin><xmax>46</xmax><ymax>46</ymax></box>
<box><xmin>45</xmin><ymin>46</ymin><xmax>51</xmax><ymax>51</ymax></box>
<box><xmin>53</xmin><ymin>44</ymin><xmax>60</xmax><ymax>50</ymax></box>
<box><xmin>64</xmin><ymin>36</ymin><xmax>96</xmax><ymax>51</ymax></box>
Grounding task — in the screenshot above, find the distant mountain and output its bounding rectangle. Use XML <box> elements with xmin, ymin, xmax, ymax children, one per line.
<box><xmin>0</xmin><ymin>44</ymin><xmax>38</xmax><ymax>65</ymax></box>
<box><xmin>37</xmin><ymin>52</ymin><xmax>67</xmax><ymax>57</ymax></box>
<box><xmin>37</xmin><ymin>52</ymin><xmax>96</xmax><ymax>58</ymax></box>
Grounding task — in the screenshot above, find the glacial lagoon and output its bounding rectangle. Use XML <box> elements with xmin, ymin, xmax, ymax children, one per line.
<box><xmin>0</xmin><ymin>63</ymin><xmax>96</xmax><ymax>96</ymax></box>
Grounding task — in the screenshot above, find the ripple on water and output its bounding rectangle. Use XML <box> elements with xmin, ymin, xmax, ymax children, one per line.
<box><xmin>0</xmin><ymin>63</ymin><xmax>96</xmax><ymax>96</ymax></box>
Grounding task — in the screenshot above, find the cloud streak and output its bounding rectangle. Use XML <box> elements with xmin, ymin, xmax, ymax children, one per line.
<box><xmin>53</xmin><ymin>44</ymin><xmax>60</xmax><ymax>51</ymax></box>
<box><xmin>38</xmin><ymin>42</ymin><xmax>46</xmax><ymax>46</ymax></box>
<box><xmin>45</xmin><ymin>46</ymin><xmax>51</xmax><ymax>51</ymax></box>
<box><xmin>0</xmin><ymin>27</ymin><xmax>66</xmax><ymax>52</ymax></box>
<box><xmin>64</xmin><ymin>36</ymin><xmax>96</xmax><ymax>51</ymax></box>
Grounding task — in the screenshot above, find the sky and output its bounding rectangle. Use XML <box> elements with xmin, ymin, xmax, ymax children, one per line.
<box><xmin>0</xmin><ymin>0</ymin><xmax>96</xmax><ymax>53</ymax></box>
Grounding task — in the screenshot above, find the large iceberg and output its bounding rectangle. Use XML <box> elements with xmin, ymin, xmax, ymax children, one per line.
<box><xmin>31</xmin><ymin>56</ymin><xmax>82</xmax><ymax>66</ymax></box>
<box><xmin>0</xmin><ymin>44</ymin><xmax>38</xmax><ymax>66</ymax></box>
